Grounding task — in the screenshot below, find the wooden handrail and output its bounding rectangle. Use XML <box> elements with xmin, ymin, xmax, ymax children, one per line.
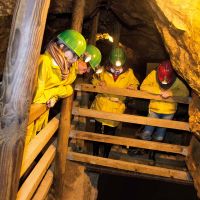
<box><xmin>69</xmin><ymin>130</ymin><xmax>188</xmax><ymax>156</ymax></box>
<box><xmin>75</xmin><ymin>84</ymin><xmax>190</xmax><ymax>104</ymax></box>
<box><xmin>21</xmin><ymin>115</ymin><xmax>59</xmax><ymax>177</ymax></box>
<box><xmin>28</xmin><ymin>104</ymin><xmax>47</xmax><ymax>125</ymax></box>
<box><xmin>32</xmin><ymin>170</ymin><xmax>53</xmax><ymax>200</ymax></box>
<box><xmin>67</xmin><ymin>151</ymin><xmax>192</xmax><ymax>181</ymax></box>
<box><xmin>72</xmin><ymin>107</ymin><xmax>190</xmax><ymax>131</ymax></box>
<box><xmin>17</xmin><ymin>145</ymin><xmax>56</xmax><ymax>200</ymax></box>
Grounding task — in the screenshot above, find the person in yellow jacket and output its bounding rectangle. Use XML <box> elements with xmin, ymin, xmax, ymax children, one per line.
<box><xmin>139</xmin><ymin>60</ymin><xmax>189</xmax><ymax>141</ymax></box>
<box><xmin>91</xmin><ymin>47</ymin><xmax>139</xmax><ymax>157</ymax></box>
<box><xmin>25</xmin><ymin>29</ymin><xmax>87</xmax><ymax>146</ymax></box>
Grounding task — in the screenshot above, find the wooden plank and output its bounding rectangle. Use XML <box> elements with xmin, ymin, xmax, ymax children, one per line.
<box><xmin>72</xmin><ymin>107</ymin><xmax>190</xmax><ymax>131</ymax></box>
<box><xmin>17</xmin><ymin>145</ymin><xmax>56</xmax><ymax>200</ymax></box>
<box><xmin>69</xmin><ymin>130</ymin><xmax>188</xmax><ymax>156</ymax></box>
<box><xmin>0</xmin><ymin>1</ymin><xmax>50</xmax><ymax>199</ymax></box>
<box><xmin>20</xmin><ymin>116</ymin><xmax>59</xmax><ymax>177</ymax></box>
<box><xmin>54</xmin><ymin>96</ymin><xmax>73</xmax><ymax>200</ymax></box>
<box><xmin>28</xmin><ymin>104</ymin><xmax>47</xmax><ymax>125</ymax></box>
<box><xmin>32</xmin><ymin>170</ymin><xmax>53</xmax><ymax>200</ymax></box>
<box><xmin>67</xmin><ymin>151</ymin><xmax>191</xmax><ymax>181</ymax></box>
<box><xmin>75</xmin><ymin>84</ymin><xmax>190</xmax><ymax>104</ymax></box>
<box><xmin>71</xmin><ymin>0</ymin><xmax>85</xmax><ymax>32</ymax></box>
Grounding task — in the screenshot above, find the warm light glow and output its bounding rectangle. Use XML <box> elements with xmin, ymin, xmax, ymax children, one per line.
<box><xmin>115</xmin><ymin>60</ymin><xmax>121</xmax><ymax>67</ymax></box>
<box><xmin>96</xmin><ymin>33</ymin><xmax>114</xmax><ymax>43</ymax></box>
<box><xmin>85</xmin><ymin>55</ymin><xmax>92</xmax><ymax>63</ymax></box>
<box><xmin>95</xmin><ymin>66</ymin><xmax>103</xmax><ymax>74</ymax></box>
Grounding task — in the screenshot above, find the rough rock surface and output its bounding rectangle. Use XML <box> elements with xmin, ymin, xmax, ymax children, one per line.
<box><xmin>48</xmin><ymin>161</ymin><xmax>98</xmax><ymax>200</ymax></box>
<box><xmin>148</xmin><ymin>0</ymin><xmax>200</xmax><ymax>135</ymax></box>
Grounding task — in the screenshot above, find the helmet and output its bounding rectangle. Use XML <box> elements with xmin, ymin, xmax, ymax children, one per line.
<box><xmin>109</xmin><ymin>47</ymin><xmax>126</xmax><ymax>67</ymax></box>
<box><xmin>86</xmin><ymin>45</ymin><xmax>102</xmax><ymax>70</ymax></box>
<box><xmin>157</xmin><ymin>60</ymin><xmax>176</xmax><ymax>89</ymax></box>
<box><xmin>57</xmin><ymin>29</ymin><xmax>86</xmax><ymax>57</ymax></box>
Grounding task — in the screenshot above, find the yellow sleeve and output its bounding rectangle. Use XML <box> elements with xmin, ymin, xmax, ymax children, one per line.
<box><xmin>171</xmin><ymin>79</ymin><xmax>189</xmax><ymax>97</ymax></box>
<box><xmin>140</xmin><ymin>70</ymin><xmax>161</xmax><ymax>95</ymax></box>
<box><xmin>33</xmin><ymin>55</ymin><xmax>49</xmax><ymax>103</ymax></box>
<box><xmin>43</xmin><ymin>84</ymin><xmax>73</xmax><ymax>101</ymax></box>
<box><xmin>127</xmin><ymin>69</ymin><xmax>139</xmax><ymax>89</ymax></box>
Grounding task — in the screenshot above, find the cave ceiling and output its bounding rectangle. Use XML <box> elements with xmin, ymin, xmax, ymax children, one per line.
<box><xmin>0</xmin><ymin>0</ymin><xmax>199</xmax><ymax>96</ymax></box>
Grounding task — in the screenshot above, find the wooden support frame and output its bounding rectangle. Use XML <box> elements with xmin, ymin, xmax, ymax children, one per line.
<box><xmin>0</xmin><ymin>1</ymin><xmax>50</xmax><ymax>199</ymax></box>
<box><xmin>75</xmin><ymin>84</ymin><xmax>190</xmax><ymax>104</ymax></box>
<box><xmin>17</xmin><ymin>145</ymin><xmax>56</xmax><ymax>200</ymax></box>
<box><xmin>28</xmin><ymin>104</ymin><xmax>47</xmax><ymax>125</ymax></box>
<box><xmin>72</xmin><ymin>107</ymin><xmax>189</xmax><ymax>131</ymax></box>
<box><xmin>32</xmin><ymin>170</ymin><xmax>53</xmax><ymax>200</ymax></box>
<box><xmin>69</xmin><ymin>130</ymin><xmax>188</xmax><ymax>156</ymax></box>
<box><xmin>67</xmin><ymin>151</ymin><xmax>191</xmax><ymax>181</ymax></box>
<box><xmin>54</xmin><ymin>96</ymin><xmax>73</xmax><ymax>200</ymax></box>
<box><xmin>21</xmin><ymin>116</ymin><xmax>59</xmax><ymax>177</ymax></box>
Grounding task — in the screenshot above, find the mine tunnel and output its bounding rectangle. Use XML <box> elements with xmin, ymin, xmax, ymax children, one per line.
<box><xmin>0</xmin><ymin>0</ymin><xmax>200</xmax><ymax>200</ymax></box>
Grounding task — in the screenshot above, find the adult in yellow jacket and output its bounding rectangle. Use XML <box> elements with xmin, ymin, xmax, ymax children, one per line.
<box><xmin>140</xmin><ymin>60</ymin><xmax>189</xmax><ymax>141</ymax></box>
<box><xmin>25</xmin><ymin>29</ymin><xmax>87</xmax><ymax>146</ymax></box>
<box><xmin>91</xmin><ymin>47</ymin><xmax>139</xmax><ymax>157</ymax></box>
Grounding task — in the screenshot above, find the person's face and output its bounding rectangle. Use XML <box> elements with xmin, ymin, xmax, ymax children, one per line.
<box><xmin>59</xmin><ymin>44</ymin><xmax>78</xmax><ymax>64</ymax></box>
<box><xmin>77</xmin><ymin>60</ymin><xmax>88</xmax><ymax>74</ymax></box>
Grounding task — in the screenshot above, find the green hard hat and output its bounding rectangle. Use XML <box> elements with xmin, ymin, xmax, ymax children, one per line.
<box><xmin>57</xmin><ymin>29</ymin><xmax>86</xmax><ymax>57</ymax></box>
<box><xmin>109</xmin><ymin>47</ymin><xmax>126</xmax><ymax>67</ymax></box>
<box><xmin>86</xmin><ymin>45</ymin><xmax>102</xmax><ymax>70</ymax></box>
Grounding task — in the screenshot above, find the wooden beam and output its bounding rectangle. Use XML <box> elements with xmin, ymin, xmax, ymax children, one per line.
<box><xmin>88</xmin><ymin>10</ymin><xmax>100</xmax><ymax>45</ymax></box>
<box><xmin>54</xmin><ymin>96</ymin><xmax>73</xmax><ymax>200</ymax></box>
<box><xmin>71</xmin><ymin>0</ymin><xmax>85</xmax><ymax>32</ymax></box>
<box><xmin>0</xmin><ymin>1</ymin><xmax>50</xmax><ymax>199</ymax></box>
<box><xmin>69</xmin><ymin>130</ymin><xmax>188</xmax><ymax>156</ymax></box>
<box><xmin>17</xmin><ymin>145</ymin><xmax>56</xmax><ymax>200</ymax></box>
<box><xmin>113</xmin><ymin>20</ymin><xmax>121</xmax><ymax>47</ymax></box>
<box><xmin>21</xmin><ymin>116</ymin><xmax>59</xmax><ymax>177</ymax></box>
<box><xmin>72</xmin><ymin>108</ymin><xmax>190</xmax><ymax>131</ymax></box>
<box><xmin>28</xmin><ymin>104</ymin><xmax>47</xmax><ymax>125</ymax></box>
<box><xmin>67</xmin><ymin>151</ymin><xmax>191</xmax><ymax>181</ymax></box>
<box><xmin>75</xmin><ymin>84</ymin><xmax>190</xmax><ymax>104</ymax></box>
<box><xmin>32</xmin><ymin>170</ymin><xmax>53</xmax><ymax>200</ymax></box>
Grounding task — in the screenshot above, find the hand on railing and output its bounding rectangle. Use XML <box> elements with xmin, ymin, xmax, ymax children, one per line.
<box><xmin>160</xmin><ymin>90</ymin><xmax>173</xmax><ymax>99</ymax></box>
<box><xmin>126</xmin><ymin>85</ymin><xmax>137</xmax><ymax>90</ymax></box>
<box><xmin>97</xmin><ymin>81</ymin><xmax>106</xmax><ymax>87</ymax></box>
<box><xmin>47</xmin><ymin>98</ymin><xmax>57</xmax><ymax>108</ymax></box>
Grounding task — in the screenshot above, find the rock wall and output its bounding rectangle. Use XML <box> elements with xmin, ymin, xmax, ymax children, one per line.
<box><xmin>148</xmin><ymin>0</ymin><xmax>200</xmax><ymax>135</ymax></box>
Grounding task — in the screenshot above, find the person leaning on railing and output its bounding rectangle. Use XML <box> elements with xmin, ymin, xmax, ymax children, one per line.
<box><xmin>25</xmin><ymin>29</ymin><xmax>87</xmax><ymax>148</ymax></box>
<box><xmin>139</xmin><ymin>60</ymin><xmax>189</xmax><ymax>142</ymax></box>
<box><xmin>90</xmin><ymin>47</ymin><xmax>139</xmax><ymax>158</ymax></box>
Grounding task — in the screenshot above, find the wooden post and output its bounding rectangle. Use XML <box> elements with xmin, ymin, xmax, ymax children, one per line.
<box><xmin>113</xmin><ymin>20</ymin><xmax>121</xmax><ymax>47</ymax></box>
<box><xmin>0</xmin><ymin>0</ymin><xmax>50</xmax><ymax>199</ymax></box>
<box><xmin>54</xmin><ymin>95</ymin><xmax>73</xmax><ymax>200</ymax></box>
<box><xmin>88</xmin><ymin>12</ymin><xmax>100</xmax><ymax>45</ymax></box>
<box><xmin>71</xmin><ymin>0</ymin><xmax>86</xmax><ymax>149</ymax></box>
<box><xmin>71</xmin><ymin>0</ymin><xmax>85</xmax><ymax>32</ymax></box>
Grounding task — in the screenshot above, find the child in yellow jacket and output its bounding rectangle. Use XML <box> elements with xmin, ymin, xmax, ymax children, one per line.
<box><xmin>91</xmin><ymin>47</ymin><xmax>139</xmax><ymax>157</ymax></box>
<box><xmin>140</xmin><ymin>60</ymin><xmax>189</xmax><ymax>141</ymax></box>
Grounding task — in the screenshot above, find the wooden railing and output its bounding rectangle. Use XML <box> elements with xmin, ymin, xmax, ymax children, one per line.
<box><xmin>17</xmin><ymin>84</ymin><xmax>192</xmax><ymax>199</ymax></box>
<box><xmin>68</xmin><ymin>84</ymin><xmax>192</xmax><ymax>182</ymax></box>
<box><xmin>17</xmin><ymin>104</ymin><xmax>59</xmax><ymax>200</ymax></box>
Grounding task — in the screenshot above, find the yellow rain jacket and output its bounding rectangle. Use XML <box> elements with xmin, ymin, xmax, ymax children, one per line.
<box><xmin>91</xmin><ymin>67</ymin><xmax>139</xmax><ymax>127</ymax></box>
<box><xmin>25</xmin><ymin>52</ymin><xmax>78</xmax><ymax>146</ymax></box>
<box><xmin>140</xmin><ymin>70</ymin><xmax>189</xmax><ymax>114</ymax></box>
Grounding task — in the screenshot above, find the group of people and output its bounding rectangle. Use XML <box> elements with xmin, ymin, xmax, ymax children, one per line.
<box><xmin>90</xmin><ymin>49</ymin><xmax>189</xmax><ymax>158</ymax></box>
<box><xmin>25</xmin><ymin>29</ymin><xmax>189</xmax><ymax>159</ymax></box>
